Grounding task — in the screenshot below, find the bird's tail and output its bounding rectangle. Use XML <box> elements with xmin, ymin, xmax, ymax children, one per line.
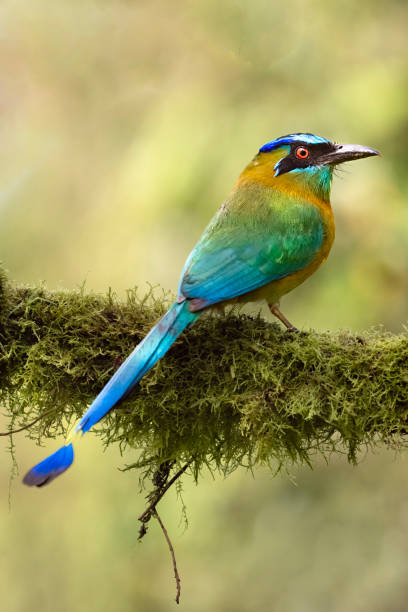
<box><xmin>23</xmin><ymin>300</ymin><xmax>199</xmax><ymax>487</ymax></box>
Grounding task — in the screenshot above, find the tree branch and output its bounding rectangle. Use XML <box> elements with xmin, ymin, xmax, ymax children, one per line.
<box><xmin>0</xmin><ymin>265</ymin><xmax>407</xmax><ymax>484</ymax></box>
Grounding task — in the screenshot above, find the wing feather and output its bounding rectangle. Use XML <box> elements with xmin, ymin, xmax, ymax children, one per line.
<box><xmin>179</xmin><ymin>194</ymin><xmax>324</xmax><ymax>308</ymax></box>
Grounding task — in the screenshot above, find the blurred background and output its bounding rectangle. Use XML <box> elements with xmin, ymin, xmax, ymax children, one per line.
<box><xmin>0</xmin><ymin>0</ymin><xmax>407</xmax><ymax>610</ymax></box>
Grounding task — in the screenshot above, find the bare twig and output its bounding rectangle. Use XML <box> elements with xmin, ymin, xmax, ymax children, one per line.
<box><xmin>137</xmin><ymin>461</ymin><xmax>190</xmax><ymax>602</ymax></box>
<box><xmin>138</xmin><ymin>461</ymin><xmax>191</xmax><ymax>530</ymax></box>
<box><xmin>0</xmin><ymin>407</ymin><xmax>57</xmax><ymax>436</ymax></box>
<box><xmin>153</xmin><ymin>508</ymin><xmax>181</xmax><ymax>604</ymax></box>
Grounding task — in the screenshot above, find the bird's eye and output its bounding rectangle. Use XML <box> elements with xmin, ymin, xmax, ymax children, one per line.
<box><xmin>295</xmin><ymin>147</ymin><xmax>309</xmax><ymax>159</ymax></box>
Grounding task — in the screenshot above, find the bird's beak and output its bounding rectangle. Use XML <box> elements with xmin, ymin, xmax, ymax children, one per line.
<box><xmin>320</xmin><ymin>143</ymin><xmax>381</xmax><ymax>166</ymax></box>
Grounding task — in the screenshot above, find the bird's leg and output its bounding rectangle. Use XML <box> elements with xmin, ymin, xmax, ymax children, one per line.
<box><xmin>269</xmin><ymin>303</ymin><xmax>298</xmax><ymax>332</ymax></box>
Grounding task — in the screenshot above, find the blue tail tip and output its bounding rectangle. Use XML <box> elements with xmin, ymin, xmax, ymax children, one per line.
<box><xmin>23</xmin><ymin>444</ymin><xmax>74</xmax><ymax>487</ymax></box>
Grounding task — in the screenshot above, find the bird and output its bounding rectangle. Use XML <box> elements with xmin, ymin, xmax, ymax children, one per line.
<box><xmin>23</xmin><ymin>132</ymin><xmax>379</xmax><ymax>487</ymax></box>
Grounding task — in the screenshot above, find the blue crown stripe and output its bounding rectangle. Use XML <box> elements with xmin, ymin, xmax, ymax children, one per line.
<box><xmin>260</xmin><ymin>133</ymin><xmax>330</xmax><ymax>153</ymax></box>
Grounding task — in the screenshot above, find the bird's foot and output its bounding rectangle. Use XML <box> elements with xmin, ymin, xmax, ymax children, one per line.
<box><xmin>269</xmin><ymin>304</ymin><xmax>298</xmax><ymax>332</ymax></box>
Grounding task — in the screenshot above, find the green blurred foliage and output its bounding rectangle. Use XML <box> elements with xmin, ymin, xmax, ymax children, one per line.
<box><xmin>0</xmin><ymin>0</ymin><xmax>407</xmax><ymax>610</ymax></box>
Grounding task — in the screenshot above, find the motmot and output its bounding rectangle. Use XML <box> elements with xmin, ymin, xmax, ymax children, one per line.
<box><xmin>23</xmin><ymin>133</ymin><xmax>379</xmax><ymax>486</ymax></box>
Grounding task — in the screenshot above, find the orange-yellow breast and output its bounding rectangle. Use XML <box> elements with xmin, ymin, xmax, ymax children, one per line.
<box><xmin>230</xmin><ymin>150</ymin><xmax>335</xmax><ymax>305</ymax></box>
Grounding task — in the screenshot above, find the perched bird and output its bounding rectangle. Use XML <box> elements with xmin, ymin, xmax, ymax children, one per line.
<box><xmin>23</xmin><ymin>133</ymin><xmax>379</xmax><ymax>486</ymax></box>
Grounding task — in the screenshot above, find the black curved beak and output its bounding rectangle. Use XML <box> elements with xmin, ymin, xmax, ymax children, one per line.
<box><xmin>320</xmin><ymin>143</ymin><xmax>381</xmax><ymax>166</ymax></box>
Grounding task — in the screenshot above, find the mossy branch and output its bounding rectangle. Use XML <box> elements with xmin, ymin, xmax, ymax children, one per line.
<box><xmin>0</xmin><ymin>265</ymin><xmax>408</xmax><ymax>484</ymax></box>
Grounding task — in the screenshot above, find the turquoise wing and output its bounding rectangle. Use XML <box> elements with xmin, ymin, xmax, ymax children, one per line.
<box><xmin>179</xmin><ymin>196</ymin><xmax>324</xmax><ymax>308</ymax></box>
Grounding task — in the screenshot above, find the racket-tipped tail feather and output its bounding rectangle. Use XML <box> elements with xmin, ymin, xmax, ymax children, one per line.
<box><xmin>23</xmin><ymin>443</ymin><xmax>74</xmax><ymax>487</ymax></box>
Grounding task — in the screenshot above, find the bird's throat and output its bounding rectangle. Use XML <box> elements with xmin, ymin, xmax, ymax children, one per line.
<box><xmin>236</xmin><ymin>150</ymin><xmax>333</xmax><ymax>207</ymax></box>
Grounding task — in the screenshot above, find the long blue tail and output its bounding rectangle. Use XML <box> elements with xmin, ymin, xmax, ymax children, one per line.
<box><xmin>23</xmin><ymin>300</ymin><xmax>199</xmax><ymax>487</ymax></box>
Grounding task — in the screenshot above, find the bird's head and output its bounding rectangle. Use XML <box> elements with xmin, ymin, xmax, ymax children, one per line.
<box><xmin>239</xmin><ymin>133</ymin><xmax>380</xmax><ymax>202</ymax></box>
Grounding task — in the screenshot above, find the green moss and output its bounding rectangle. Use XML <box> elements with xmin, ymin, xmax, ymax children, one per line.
<box><xmin>0</xmin><ymin>265</ymin><xmax>407</xmax><ymax>485</ymax></box>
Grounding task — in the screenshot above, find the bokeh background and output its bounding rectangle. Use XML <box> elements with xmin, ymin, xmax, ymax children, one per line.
<box><xmin>1</xmin><ymin>0</ymin><xmax>408</xmax><ymax>610</ymax></box>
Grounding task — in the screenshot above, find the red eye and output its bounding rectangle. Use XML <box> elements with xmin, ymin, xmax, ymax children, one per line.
<box><xmin>296</xmin><ymin>146</ymin><xmax>309</xmax><ymax>159</ymax></box>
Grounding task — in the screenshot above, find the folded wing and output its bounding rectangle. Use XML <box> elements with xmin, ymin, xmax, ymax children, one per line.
<box><xmin>179</xmin><ymin>198</ymin><xmax>324</xmax><ymax>308</ymax></box>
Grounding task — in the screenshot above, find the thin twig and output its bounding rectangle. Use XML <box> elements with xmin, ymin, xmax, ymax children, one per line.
<box><xmin>153</xmin><ymin>508</ymin><xmax>181</xmax><ymax>604</ymax></box>
<box><xmin>138</xmin><ymin>461</ymin><xmax>191</xmax><ymax>526</ymax></box>
<box><xmin>0</xmin><ymin>407</ymin><xmax>57</xmax><ymax>436</ymax></box>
